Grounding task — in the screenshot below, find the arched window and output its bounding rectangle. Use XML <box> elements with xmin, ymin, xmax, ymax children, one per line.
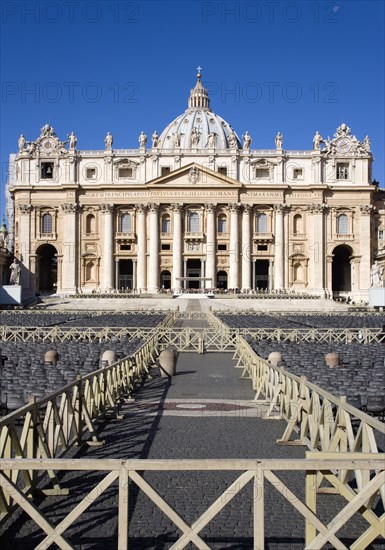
<box><xmin>188</xmin><ymin>212</ymin><xmax>200</xmax><ymax>232</ymax></box>
<box><xmin>85</xmin><ymin>260</ymin><xmax>95</xmax><ymax>281</ymax></box>
<box><xmin>120</xmin><ymin>213</ymin><xmax>132</xmax><ymax>233</ymax></box>
<box><xmin>293</xmin><ymin>262</ymin><xmax>303</xmax><ymax>281</ymax></box>
<box><xmin>293</xmin><ymin>214</ymin><xmax>303</xmax><ymax>235</ymax></box>
<box><xmin>217</xmin><ymin>214</ymin><xmax>227</xmax><ymax>234</ymax></box>
<box><xmin>337</xmin><ymin>214</ymin><xmax>348</xmax><ymax>235</ymax></box>
<box><xmin>256</xmin><ymin>213</ymin><xmax>268</xmax><ymax>233</ymax></box>
<box><xmin>86</xmin><ymin>214</ymin><xmax>95</xmax><ymax>235</ymax></box>
<box><xmin>161</xmin><ymin>214</ymin><xmax>171</xmax><ymax>233</ymax></box>
<box><xmin>41</xmin><ymin>213</ymin><xmax>52</xmax><ymax>234</ymax></box>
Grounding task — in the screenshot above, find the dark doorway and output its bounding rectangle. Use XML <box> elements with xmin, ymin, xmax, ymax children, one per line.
<box><xmin>217</xmin><ymin>270</ymin><xmax>228</xmax><ymax>290</ymax></box>
<box><xmin>36</xmin><ymin>244</ymin><xmax>57</xmax><ymax>293</ymax></box>
<box><xmin>332</xmin><ymin>245</ymin><xmax>351</xmax><ymax>291</ymax></box>
<box><xmin>160</xmin><ymin>270</ymin><xmax>171</xmax><ymax>290</ymax></box>
<box><xmin>186</xmin><ymin>259</ymin><xmax>201</xmax><ymax>289</ymax></box>
<box><xmin>119</xmin><ymin>259</ymin><xmax>133</xmax><ymax>290</ymax></box>
<box><xmin>255</xmin><ymin>260</ymin><xmax>269</xmax><ymax>290</ymax></box>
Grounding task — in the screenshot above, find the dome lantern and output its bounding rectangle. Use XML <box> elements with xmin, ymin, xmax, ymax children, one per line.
<box><xmin>188</xmin><ymin>67</ymin><xmax>210</xmax><ymax>110</ymax></box>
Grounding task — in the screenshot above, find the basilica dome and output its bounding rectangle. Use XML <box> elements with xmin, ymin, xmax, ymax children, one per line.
<box><xmin>158</xmin><ymin>71</ymin><xmax>241</xmax><ymax>151</ymax></box>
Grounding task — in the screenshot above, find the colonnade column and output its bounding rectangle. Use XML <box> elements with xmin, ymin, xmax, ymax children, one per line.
<box><xmin>359</xmin><ymin>205</ymin><xmax>372</xmax><ymax>294</ymax></box>
<box><xmin>205</xmin><ymin>203</ymin><xmax>216</xmax><ymax>289</ymax></box>
<box><xmin>136</xmin><ymin>204</ymin><xmax>147</xmax><ymax>292</ymax></box>
<box><xmin>172</xmin><ymin>204</ymin><xmax>183</xmax><ymax>290</ymax></box>
<box><xmin>229</xmin><ymin>203</ymin><xmax>240</xmax><ymax>289</ymax></box>
<box><xmin>148</xmin><ymin>203</ymin><xmax>159</xmax><ymax>293</ymax></box>
<box><xmin>241</xmin><ymin>205</ymin><xmax>251</xmax><ymax>291</ymax></box>
<box><xmin>284</xmin><ymin>206</ymin><xmax>290</xmax><ymax>289</ymax></box>
<box><xmin>309</xmin><ymin>204</ymin><xmax>326</xmax><ymax>295</ymax></box>
<box><xmin>100</xmin><ymin>203</ymin><xmax>114</xmax><ymax>291</ymax></box>
<box><xmin>18</xmin><ymin>204</ymin><xmax>32</xmax><ymax>292</ymax></box>
<box><xmin>274</xmin><ymin>204</ymin><xmax>284</xmax><ymax>289</ymax></box>
<box><xmin>61</xmin><ymin>203</ymin><xmax>78</xmax><ymax>293</ymax></box>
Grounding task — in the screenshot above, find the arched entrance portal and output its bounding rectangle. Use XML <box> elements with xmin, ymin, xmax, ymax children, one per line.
<box><xmin>36</xmin><ymin>244</ymin><xmax>57</xmax><ymax>293</ymax></box>
<box><xmin>332</xmin><ymin>245</ymin><xmax>351</xmax><ymax>292</ymax></box>
<box><xmin>160</xmin><ymin>270</ymin><xmax>171</xmax><ymax>290</ymax></box>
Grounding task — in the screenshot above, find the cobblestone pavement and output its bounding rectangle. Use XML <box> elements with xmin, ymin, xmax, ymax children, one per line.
<box><xmin>1</xmin><ymin>345</ymin><xmax>384</xmax><ymax>548</ymax></box>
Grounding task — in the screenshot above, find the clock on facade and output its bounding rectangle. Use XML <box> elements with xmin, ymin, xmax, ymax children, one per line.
<box><xmin>335</xmin><ymin>137</ymin><xmax>351</xmax><ymax>154</ymax></box>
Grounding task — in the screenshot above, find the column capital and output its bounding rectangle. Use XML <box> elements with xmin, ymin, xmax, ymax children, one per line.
<box><xmin>274</xmin><ymin>203</ymin><xmax>289</xmax><ymax>213</ymax></box>
<box><xmin>228</xmin><ymin>203</ymin><xmax>240</xmax><ymax>213</ymax></box>
<box><xmin>172</xmin><ymin>203</ymin><xmax>184</xmax><ymax>213</ymax></box>
<box><xmin>100</xmin><ymin>203</ymin><xmax>114</xmax><ymax>214</ymax></box>
<box><xmin>19</xmin><ymin>204</ymin><xmax>32</xmax><ymax>214</ymax></box>
<box><xmin>148</xmin><ymin>203</ymin><xmax>160</xmax><ymax>213</ymax></box>
<box><xmin>61</xmin><ymin>203</ymin><xmax>78</xmax><ymax>213</ymax></box>
<box><xmin>360</xmin><ymin>204</ymin><xmax>373</xmax><ymax>215</ymax></box>
<box><xmin>308</xmin><ymin>203</ymin><xmax>327</xmax><ymax>214</ymax></box>
<box><xmin>242</xmin><ymin>205</ymin><xmax>252</xmax><ymax>214</ymax></box>
<box><xmin>135</xmin><ymin>203</ymin><xmax>147</xmax><ymax>214</ymax></box>
<box><xmin>204</xmin><ymin>203</ymin><xmax>217</xmax><ymax>213</ymax></box>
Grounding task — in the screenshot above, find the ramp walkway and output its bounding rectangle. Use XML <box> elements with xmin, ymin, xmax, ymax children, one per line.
<box><xmin>0</xmin><ymin>302</ymin><xmax>383</xmax><ymax>549</ymax></box>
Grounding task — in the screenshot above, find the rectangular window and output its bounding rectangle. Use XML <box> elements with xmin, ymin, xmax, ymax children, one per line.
<box><xmin>379</xmin><ymin>229</ymin><xmax>384</xmax><ymax>240</ymax></box>
<box><xmin>217</xmin><ymin>166</ymin><xmax>227</xmax><ymax>176</ymax></box>
<box><xmin>161</xmin><ymin>167</ymin><xmax>171</xmax><ymax>176</ymax></box>
<box><xmin>86</xmin><ymin>168</ymin><xmax>96</xmax><ymax>180</ymax></box>
<box><xmin>257</xmin><ymin>244</ymin><xmax>268</xmax><ymax>251</ymax></box>
<box><xmin>41</xmin><ymin>162</ymin><xmax>54</xmax><ymax>179</ymax></box>
<box><xmin>161</xmin><ymin>243</ymin><xmax>171</xmax><ymax>251</ymax></box>
<box><xmin>218</xmin><ymin>244</ymin><xmax>227</xmax><ymax>251</ymax></box>
<box><xmin>119</xmin><ymin>168</ymin><xmax>133</xmax><ymax>179</ymax></box>
<box><xmin>120</xmin><ymin>244</ymin><xmax>131</xmax><ymax>251</ymax></box>
<box><xmin>337</xmin><ymin>163</ymin><xmax>349</xmax><ymax>180</ymax></box>
<box><xmin>255</xmin><ymin>168</ymin><xmax>269</xmax><ymax>178</ymax></box>
<box><xmin>293</xmin><ymin>169</ymin><xmax>303</xmax><ymax>180</ymax></box>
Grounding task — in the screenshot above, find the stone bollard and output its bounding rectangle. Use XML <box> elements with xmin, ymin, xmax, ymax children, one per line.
<box><xmin>159</xmin><ymin>346</ymin><xmax>176</xmax><ymax>377</ymax></box>
<box><xmin>101</xmin><ymin>350</ymin><xmax>117</xmax><ymax>367</ymax></box>
<box><xmin>268</xmin><ymin>351</ymin><xmax>283</xmax><ymax>367</ymax></box>
<box><xmin>44</xmin><ymin>350</ymin><xmax>59</xmax><ymax>366</ymax></box>
<box><xmin>325</xmin><ymin>352</ymin><xmax>340</xmax><ymax>368</ymax></box>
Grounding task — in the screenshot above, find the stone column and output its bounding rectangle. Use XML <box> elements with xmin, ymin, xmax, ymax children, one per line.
<box><xmin>252</xmin><ymin>258</ymin><xmax>256</xmax><ymax>290</ymax></box>
<box><xmin>359</xmin><ymin>205</ymin><xmax>372</xmax><ymax>294</ymax></box>
<box><xmin>115</xmin><ymin>259</ymin><xmax>119</xmax><ymax>290</ymax></box>
<box><xmin>284</xmin><ymin>206</ymin><xmax>290</xmax><ymax>289</ymax></box>
<box><xmin>268</xmin><ymin>259</ymin><xmax>273</xmax><ymax>291</ymax></box>
<box><xmin>309</xmin><ymin>204</ymin><xmax>326</xmax><ymax>295</ymax></box>
<box><xmin>136</xmin><ymin>204</ymin><xmax>147</xmax><ymax>292</ymax></box>
<box><xmin>172</xmin><ymin>204</ymin><xmax>183</xmax><ymax>290</ymax></box>
<box><xmin>18</xmin><ymin>204</ymin><xmax>32</xmax><ymax>293</ymax></box>
<box><xmin>274</xmin><ymin>204</ymin><xmax>285</xmax><ymax>289</ymax></box>
<box><xmin>100</xmin><ymin>204</ymin><xmax>114</xmax><ymax>291</ymax></box>
<box><xmin>229</xmin><ymin>204</ymin><xmax>240</xmax><ymax>289</ymax></box>
<box><xmin>205</xmin><ymin>203</ymin><xmax>216</xmax><ymax>289</ymax></box>
<box><xmin>148</xmin><ymin>203</ymin><xmax>159</xmax><ymax>292</ymax></box>
<box><xmin>61</xmin><ymin>203</ymin><xmax>78</xmax><ymax>293</ymax></box>
<box><xmin>201</xmin><ymin>259</ymin><xmax>206</xmax><ymax>289</ymax></box>
<box><xmin>241</xmin><ymin>205</ymin><xmax>252</xmax><ymax>291</ymax></box>
<box><xmin>132</xmin><ymin>260</ymin><xmax>137</xmax><ymax>290</ymax></box>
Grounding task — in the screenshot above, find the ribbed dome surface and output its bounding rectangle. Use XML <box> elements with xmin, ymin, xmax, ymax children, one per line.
<box><xmin>159</xmin><ymin>71</ymin><xmax>241</xmax><ymax>150</ymax></box>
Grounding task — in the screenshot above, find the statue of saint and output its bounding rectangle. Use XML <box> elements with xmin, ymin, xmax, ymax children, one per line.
<box><xmin>275</xmin><ymin>132</ymin><xmax>283</xmax><ymax>150</ymax></box>
<box><xmin>228</xmin><ymin>130</ymin><xmax>238</xmax><ymax>149</ymax></box>
<box><xmin>313</xmin><ymin>131</ymin><xmax>322</xmax><ymax>150</ymax></box>
<box><xmin>152</xmin><ymin>131</ymin><xmax>159</xmax><ymax>147</ymax></box>
<box><xmin>173</xmin><ymin>132</ymin><xmax>182</xmax><ymax>148</ymax></box>
<box><xmin>138</xmin><ymin>131</ymin><xmax>147</xmax><ymax>148</ymax></box>
<box><xmin>190</xmin><ymin>127</ymin><xmax>201</xmax><ymax>147</ymax></box>
<box><xmin>105</xmin><ymin>132</ymin><xmax>113</xmax><ymax>150</ymax></box>
<box><xmin>370</xmin><ymin>261</ymin><xmax>384</xmax><ymax>287</ymax></box>
<box><xmin>68</xmin><ymin>131</ymin><xmax>77</xmax><ymax>150</ymax></box>
<box><xmin>9</xmin><ymin>258</ymin><xmax>21</xmax><ymax>285</ymax></box>
<box><xmin>242</xmin><ymin>131</ymin><xmax>251</xmax><ymax>150</ymax></box>
<box><xmin>18</xmin><ymin>134</ymin><xmax>26</xmax><ymax>153</ymax></box>
<box><xmin>363</xmin><ymin>135</ymin><xmax>371</xmax><ymax>153</ymax></box>
<box><xmin>206</xmin><ymin>132</ymin><xmax>217</xmax><ymax>148</ymax></box>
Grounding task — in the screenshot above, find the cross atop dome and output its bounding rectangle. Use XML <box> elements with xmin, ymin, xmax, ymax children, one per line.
<box><xmin>189</xmin><ymin>67</ymin><xmax>210</xmax><ymax>110</ymax></box>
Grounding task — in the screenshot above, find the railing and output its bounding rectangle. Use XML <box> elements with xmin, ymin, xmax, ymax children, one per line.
<box><xmin>234</xmin><ymin>327</ymin><xmax>385</xmax><ymax>343</ymax></box>
<box><xmin>234</xmin><ymin>335</ymin><xmax>385</xmax><ymax>463</ymax></box>
<box><xmin>216</xmin><ymin>309</ymin><xmax>384</xmax><ymax>317</ymax></box>
<box><xmin>0</xmin><ymin>330</ymin><xmax>160</xmax><ymax>520</ymax></box>
<box><xmin>0</xmin><ymin>455</ymin><xmax>383</xmax><ymax>549</ymax></box>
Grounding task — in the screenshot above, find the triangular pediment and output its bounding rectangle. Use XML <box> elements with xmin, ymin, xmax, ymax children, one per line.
<box><xmin>146</xmin><ymin>162</ymin><xmax>242</xmax><ymax>188</ymax></box>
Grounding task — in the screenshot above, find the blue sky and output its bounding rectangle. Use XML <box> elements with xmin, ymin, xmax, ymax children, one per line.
<box><xmin>1</xmin><ymin>0</ymin><xmax>384</xmax><ymax>221</ymax></box>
